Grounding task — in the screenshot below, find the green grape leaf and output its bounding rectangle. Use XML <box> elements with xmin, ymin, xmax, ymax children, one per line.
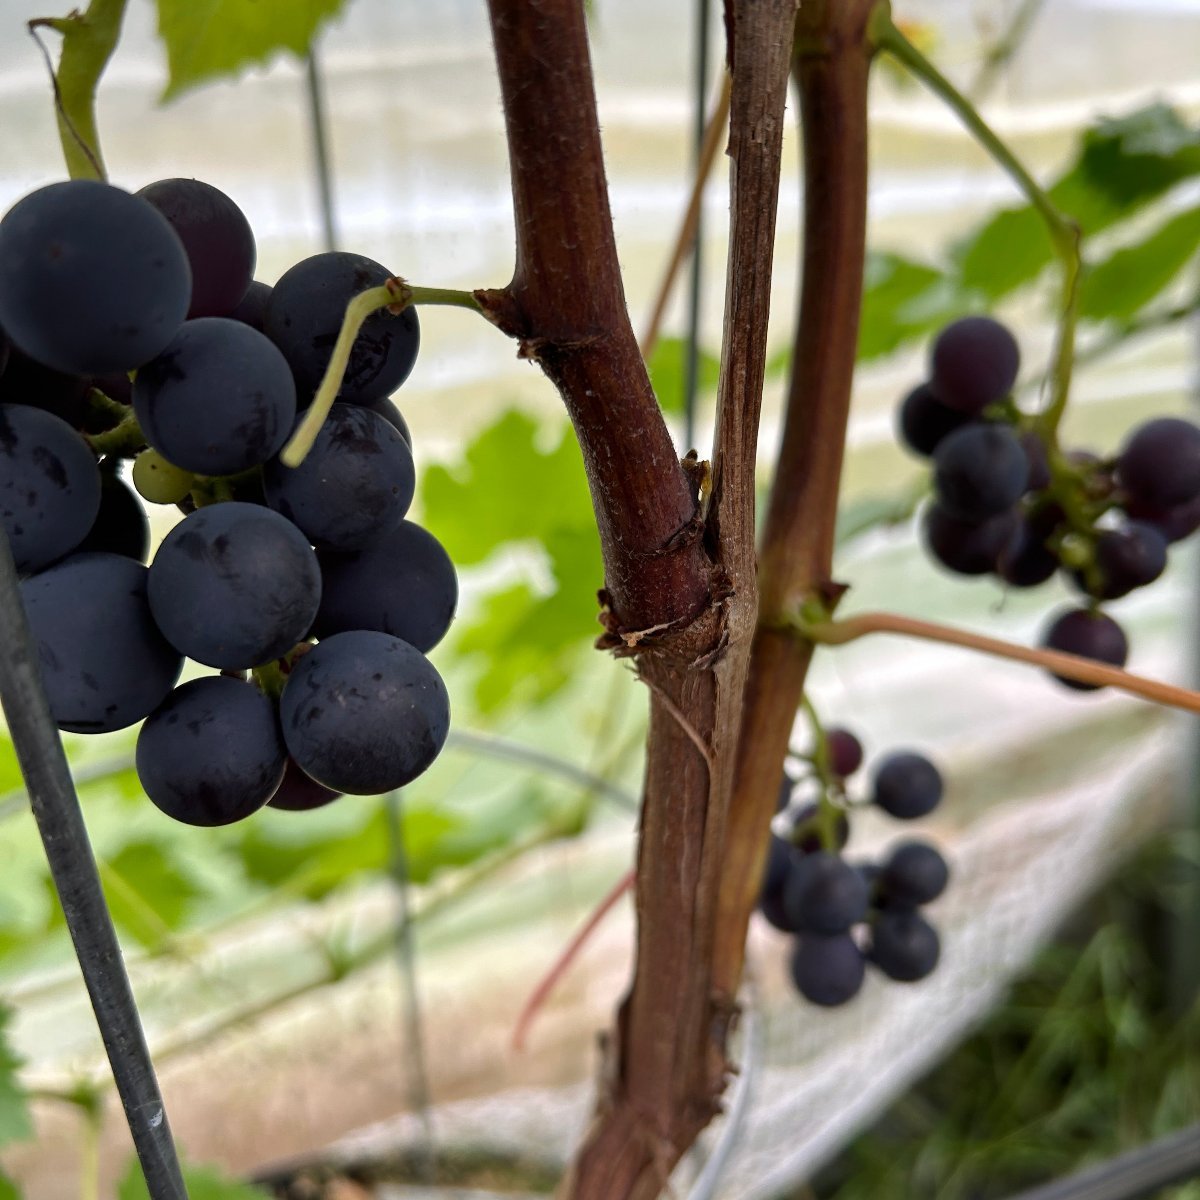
<box><xmin>0</xmin><ymin>1006</ymin><xmax>31</xmax><ymax>1149</ymax></box>
<box><xmin>646</xmin><ymin>336</ymin><xmax>721</xmax><ymax>414</ymax></box>
<box><xmin>118</xmin><ymin>1158</ymin><xmax>270</xmax><ymax>1200</ymax></box>
<box><xmin>154</xmin><ymin>0</ymin><xmax>349</xmax><ymax>101</ymax></box>
<box><xmin>857</xmin><ymin>252</ymin><xmax>962</xmax><ymax>361</ymax></box>
<box><xmin>99</xmin><ymin>842</ymin><xmax>205</xmax><ymax>949</ymax></box>
<box><xmin>1079</xmin><ymin>206</ymin><xmax>1200</xmax><ymax>322</ymax></box>
<box><xmin>0</xmin><ymin>1169</ymin><xmax>20</xmax><ymax>1200</ymax></box>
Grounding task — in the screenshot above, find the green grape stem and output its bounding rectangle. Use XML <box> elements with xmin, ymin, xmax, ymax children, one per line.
<box><xmin>279</xmin><ymin>280</ymin><xmax>485</xmax><ymax>468</ymax></box>
<box><xmin>85</xmin><ymin>410</ymin><xmax>143</xmax><ymax>457</ymax></box>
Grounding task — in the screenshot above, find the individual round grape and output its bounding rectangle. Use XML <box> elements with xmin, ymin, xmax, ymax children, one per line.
<box><xmin>790</xmin><ymin>933</ymin><xmax>866</xmax><ymax>1007</ymax></box>
<box><xmin>229</xmin><ymin>280</ymin><xmax>272</xmax><ymax>333</ymax></box>
<box><xmin>923</xmin><ymin>504</ymin><xmax>1019</xmax><ymax>576</ymax></box>
<box><xmin>133</xmin><ymin>318</ymin><xmax>296</xmax><ymax>476</ymax></box>
<box><xmin>136</xmin><ymin>676</ymin><xmax>286</xmax><ymax>826</ymax></box>
<box><xmin>267</xmin><ymin>757</ymin><xmax>343</xmax><ymax>812</ymax></box>
<box><xmin>1117</xmin><ymin>417</ymin><xmax>1200</xmax><ymax>511</ymax></box>
<box><xmin>137</xmin><ymin>179</ymin><xmax>256</xmax><ymax>319</ymax></box>
<box><xmin>929</xmin><ymin>316</ymin><xmax>1020</xmax><ymax>414</ymax></box>
<box><xmin>76</xmin><ymin>468</ymin><xmax>149</xmax><ymax>561</ymax></box>
<box><xmin>263</xmin><ymin>403</ymin><xmax>416</xmax><ymax>551</ymax></box>
<box><xmin>132</xmin><ymin>448</ymin><xmax>194</xmax><ymax>506</ymax></box>
<box><xmin>775</xmin><ymin>773</ymin><xmax>793</xmax><ymax>812</ymax></box>
<box><xmin>1041</xmin><ymin>607</ymin><xmax>1128</xmax><ymax>692</ymax></box>
<box><xmin>364</xmin><ymin>396</ymin><xmax>412</xmax><ymax>447</ymax></box>
<box><xmin>878</xmin><ymin>841</ymin><xmax>950</xmax><ymax>907</ymax></box>
<box><xmin>148</xmin><ymin>502</ymin><xmax>321</xmax><ymax>669</ymax></box>
<box><xmin>933</xmin><ymin>424</ymin><xmax>1030</xmax><ymax>521</ymax></box>
<box><xmin>0</xmin><ymin>180</ymin><xmax>191</xmax><ymax>374</ymax></box>
<box><xmin>825</xmin><ymin>728</ymin><xmax>863</xmax><ymax>778</ymax></box>
<box><xmin>20</xmin><ymin>553</ymin><xmax>183</xmax><ymax>733</ymax></box>
<box><xmin>871</xmin><ymin>752</ymin><xmax>943</xmax><ymax>820</ymax></box>
<box><xmin>1020</xmin><ymin>431</ymin><xmax>1052</xmax><ymax>491</ymax></box>
<box><xmin>869</xmin><ymin>910</ymin><xmax>940</xmax><ymax>982</ymax></box>
<box><xmin>784</xmin><ymin>851</ymin><xmax>869</xmax><ymax>934</ymax></box>
<box><xmin>313</xmin><ymin>520</ymin><xmax>457</xmax><ymax>652</ymax></box>
<box><xmin>897</xmin><ymin>383</ymin><xmax>973</xmax><ymax>457</ymax></box>
<box><xmin>1124</xmin><ymin>492</ymin><xmax>1200</xmax><ymax>545</ymax></box>
<box><xmin>996</xmin><ymin>516</ymin><xmax>1059</xmax><ymax>588</ymax></box>
<box><xmin>788</xmin><ymin>802</ymin><xmax>851</xmax><ymax>855</ymax></box>
<box><xmin>1073</xmin><ymin>522</ymin><xmax>1168</xmax><ymax>600</ymax></box>
<box><xmin>0</xmin><ymin>347</ymin><xmax>90</xmax><ymax>426</ymax></box>
<box><xmin>0</xmin><ymin>320</ymin><xmax>8</xmax><ymax>378</ymax></box>
<box><xmin>264</xmin><ymin>252</ymin><xmax>420</xmax><ymax>405</ymax></box>
<box><xmin>760</xmin><ymin>834</ymin><xmax>799</xmax><ymax>932</ymax></box>
<box><xmin>280</xmin><ymin>631</ymin><xmax>450</xmax><ymax>795</ymax></box>
<box><xmin>0</xmin><ymin>404</ymin><xmax>101</xmax><ymax>574</ymax></box>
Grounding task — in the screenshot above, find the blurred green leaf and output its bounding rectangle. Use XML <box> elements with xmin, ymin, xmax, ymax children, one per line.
<box><xmin>0</xmin><ymin>1171</ymin><xmax>19</xmax><ymax>1200</ymax></box>
<box><xmin>155</xmin><ymin>0</ymin><xmax>348</xmax><ymax>101</ymax></box>
<box><xmin>1080</xmin><ymin>206</ymin><xmax>1200</xmax><ymax>321</ymax></box>
<box><xmin>0</xmin><ymin>1006</ymin><xmax>31</xmax><ymax>1149</ymax></box>
<box><xmin>857</xmin><ymin>253</ymin><xmax>962</xmax><ymax>361</ymax></box>
<box><xmin>646</xmin><ymin>336</ymin><xmax>721</xmax><ymax>414</ymax></box>
<box><xmin>99</xmin><ymin>842</ymin><xmax>205</xmax><ymax>949</ymax></box>
<box><xmin>118</xmin><ymin>1158</ymin><xmax>270</xmax><ymax>1200</ymax></box>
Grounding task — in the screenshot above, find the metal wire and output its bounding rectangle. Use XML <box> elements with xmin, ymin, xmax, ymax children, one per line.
<box><xmin>305</xmin><ymin>46</ymin><xmax>338</xmax><ymax>253</ymax></box>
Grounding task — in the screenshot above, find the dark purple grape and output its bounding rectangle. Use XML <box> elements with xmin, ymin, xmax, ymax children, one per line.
<box><xmin>776</xmin><ymin>773</ymin><xmax>794</xmax><ymax>812</ymax></box>
<box><xmin>788</xmin><ymin>802</ymin><xmax>851</xmax><ymax>855</ymax></box>
<box><xmin>784</xmin><ymin>851</ymin><xmax>869</xmax><ymax>934</ymax></box>
<box><xmin>1041</xmin><ymin>607</ymin><xmax>1128</xmax><ymax>692</ymax></box>
<box><xmin>1118</xmin><ymin>418</ymin><xmax>1200</xmax><ymax>511</ymax></box>
<box><xmin>20</xmin><ymin>553</ymin><xmax>183</xmax><ymax>733</ymax></box>
<box><xmin>136</xmin><ymin>676</ymin><xmax>285</xmax><ymax>826</ymax></box>
<box><xmin>1072</xmin><ymin>522</ymin><xmax>1167</xmax><ymax>600</ymax></box>
<box><xmin>313</xmin><ymin>520</ymin><xmax>457</xmax><ymax>653</ymax></box>
<box><xmin>923</xmin><ymin>503</ymin><xmax>1019</xmax><ymax>576</ymax></box>
<box><xmin>268</xmin><ymin>757</ymin><xmax>343</xmax><ymax>812</ymax></box>
<box><xmin>871</xmin><ymin>752</ymin><xmax>943</xmax><ymax>820</ymax></box>
<box><xmin>229</xmin><ymin>281</ymin><xmax>272</xmax><ymax>333</ymax></box>
<box><xmin>878</xmin><ymin>841</ymin><xmax>949</xmax><ymax>907</ymax></box>
<box><xmin>133</xmin><ymin>318</ymin><xmax>296</xmax><ymax>476</ymax></box>
<box><xmin>0</xmin><ymin>348</ymin><xmax>90</xmax><ymax>426</ymax></box>
<box><xmin>0</xmin><ymin>180</ymin><xmax>190</xmax><ymax>374</ymax></box>
<box><xmin>264</xmin><ymin>252</ymin><xmax>420</xmax><ymax>406</ymax></box>
<box><xmin>933</xmin><ymin>424</ymin><xmax>1030</xmax><ymax>521</ymax></box>
<box><xmin>760</xmin><ymin>834</ymin><xmax>799</xmax><ymax>932</ymax></box>
<box><xmin>790</xmin><ymin>933</ymin><xmax>866</xmax><ymax>1006</ymax></box>
<box><xmin>148</xmin><ymin>502</ymin><xmax>321</xmax><ymax>669</ymax></box>
<box><xmin>0</xmin><ymin>320</ymin><xmax>8</xmax><ymax>378</ymax></box>
<box><xmin>263</xmin><ymin>403</ymin><xmax>415</xmax><ymax>551</ymax></box>
<box><xmin>1125</xmin><ymin>492</ymin><xmax>1200</xmax><ymax>545</ymax></box>
<box><xmin>1020</xmin><ymin>430</ymin><xmax>1051</xmax><ymax>491</ymax></box>
<box><xmin>897</xmin><ymin>383</ymin><xmax>973</xmax><ymax>457</ymax></box>
<box><xmin>929</xmin><ymin>316</ymin><xmax>1020</xmax><ymax>414</ymax></box>
<box><xmin>825</xmin><ymin>728</ymin><xmax>864</xmax><ymax>778</ymax></box>
<box><xmin>0</xmin><ymin>403</ymin><xmax>101</xmax><ymax>574</ymax></box>
<box><xmin>76</xmin><ymin>467</ymin><xmax>149</xmax><ymax>562</ymax></box>
<box><xmin>279</xmin><ymin>631</ymin><xmax>450</xmax><ymax>795</ymax></box>
<box><xmin>138</xmin><ymin>179</ymin><xmax>256</xmax><ymax>319</ymax></box>
<box><xmin>869</xmin><ymin>910</ymin><xmax>940</xmax><ymax>982</ymax></box>
<box><xmin>364</xmin><ymin>396</ymin><xmax>411</xmax><ymax>447</ymax></box>
<box><xmin>996</xmin><ymin>516</ymin><xmax>1059</xmax><ymax>588</ymax></box>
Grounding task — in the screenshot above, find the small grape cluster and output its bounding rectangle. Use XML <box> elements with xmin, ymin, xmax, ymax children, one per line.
<box><xmin>759</xmin><ymin>726</ymin><xmax>948</xmax><ymax>1007</ymax></box>
<box><xmin>900</xmin><ymin>315</ymin><xmax>1200</xmax><ymax>687</ymax></box>
<box><xmin>0</xmin><ymin>177</ymin><xmax>457</xmax><ymax>826</ymax></box>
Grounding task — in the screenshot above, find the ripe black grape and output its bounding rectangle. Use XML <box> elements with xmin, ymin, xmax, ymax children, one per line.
<box><xmin>0</xmin><ymin>403</ymin><xmax>101</xmax><ymax>574</ymax></box>
<box><xmin>0</xmin><ymin>180</ymin><xmax>190</xmax><ymax>374</ymax></box>
<box><xmin>1117</xmin><ymin>417</ymin><xmax>1200</xmax><ymax>511</ymax></box>
<box><xmin>279</xmin><ymin>631</ymin><xmax>450</xmax><ymax>795</ymax></box>
<box><xmin>929</xmin><ymin>316</ymin><xmax>1020</xmax><ymax>415</ymax></box>
<box><xmin>923</xmin><ymin>503</ymin><xmax>1019</xmax><ymax>576</ymax></box>
<box><xmin>788</xmin><ymin>802</ymin><xmax>851</xmax><ymax>854</ymax></box>
<box><xmin>790</xmin><ymin>933</ymin><xmax>866</xmax><ymax>1007</ymax></box>
<box><xmin>137</xmin><ymin>179</ymin><xmax>256</xmax><ymax>319</ymax></box>
<box><xmin>1124</xmin><ymin>492</ymin><xmax>1200</xmax><ymax>545</ymax></box>
<box><xmin>933</xmin><ymin>424</ymin><xmax>1029</xmax><ymax>521</ymax></box>
<box><xmin>871</xmin><ymin>752</ymin><xmax>943</xmax><ymax>820</ymax></box>
<box><xmin>268</xmin><ymin>757</ymin><xmax>343</xmax><ymax>812</ymax></box>
<box><xmin>996</xmin><ymin>516</ymin><xmax>1059</xmax><ymax>588</ymax></box>
<box><xmin>878</xmin><ymin>841</ymin><xmax>949</xmax><ymax>907</ymax></box>
<box><xmin>759</xmin><ymin>834</ymin><xmax>799</xmax><ymax>932</ymax></box>
<box><xmin>313</xmin><ymin>520</ymin><xmax>457</xmax><ymax>652</ymax></box>
<box><xmin>869</xmin><ymin>910</ymin><xmax>940</xmax><ymax>982</ymax></box>
<box><xmin>148</xmin><ymin>502</ymin><xmax>321</xmax><ymax>669</ymax></box>
<box><xmin>0</xmin><ymin>347</ymin><xmax>90</xmax><ymax>426</ymax></box>
<box><xmin>76</xmin><ymin>467</ymin><xmax>150</xmax><ymax>562</ymax></box>
<box><xmin>229</xmin><ymin>281</ymin><xmax>272</xmax><ymax>333</ymax></box>
<box><xmin>20</xmin><ymin>553</ymin><xmax>183</xmax><ymax>733</ymax></box>
<box><xmin>263</xmin><ymin>403</ymin><xmax>416</xmax><ymax>551</ymax></box>
<box><xmin>364</xmin><ymin>397</ymin><xmax>412</xmax><ymax>447</ymax></box>
<box><xmin>136</xmin><ymin>676</ymin><xmax>286</xmax><ymax>826</ymax></box>
<box><xmin>825</xmin><ymin>727</ymin><xmax>863</xmax><ymax>778</ymax></box>
<box><xmin>897</xmin><ymin>383</ymin><xmax>972</xmax><ymax>457</ymax></box>
<box><xmin>1041</xmin><ymin>607</ymin><xmax>1128</xmax><ymax>691</ymax></box>
<box><xmin>783</xmin><ymin>851</ymin><xmax>869</xmax><ymax>934</ymax></box>
<box><xmin>264</xmin><ymin>252</ymin><xmax>420</xmax><ymax>405</ymax></box>
<box><xmin>1073</xmin><ymin>522</ymin><xmax>1168</xmax><ymax>600</ymax></box>
<box><xmin>1019</xmin><ymin>431</ymin><xmax>1052</xmax><ymax>492</ymax></box>
<box><xmin>133</xmin><ymin>317</ymin><xmax>296</xmax><ymax>476</ymax></box>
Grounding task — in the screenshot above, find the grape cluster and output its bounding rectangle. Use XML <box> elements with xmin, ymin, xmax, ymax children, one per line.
<box><xmin>0</xmin><ymin>178</ymin><xmax>456</xmax><ymax>826</ymax></box>
<box><xmin>900</xmin><ymin>315</ymin><xmax>1200</xmax><ymax>689</ymax></box>
<box><xmin>760</xmin><ymin>725</ymin><xmax>948</xmax><ymax>1007</ymax></box>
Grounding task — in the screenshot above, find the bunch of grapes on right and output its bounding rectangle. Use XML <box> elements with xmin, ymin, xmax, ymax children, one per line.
<box><xmin>901</xmin><ymin>315</ymin><xmax>1200</xmax><ymax>687</ymax></box>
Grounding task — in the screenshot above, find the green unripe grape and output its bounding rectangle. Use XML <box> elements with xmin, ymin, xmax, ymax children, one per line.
<box><xmin>133</xmin><ymin>448</ymin><xmax>194</xmax><ymax>505</ymax></box>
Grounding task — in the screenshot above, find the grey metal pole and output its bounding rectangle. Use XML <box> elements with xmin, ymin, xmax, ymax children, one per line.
<box><xmin>305</xmin><ymin>47</ymin><xmax>339</xmax><ymax>253</ymax></box>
